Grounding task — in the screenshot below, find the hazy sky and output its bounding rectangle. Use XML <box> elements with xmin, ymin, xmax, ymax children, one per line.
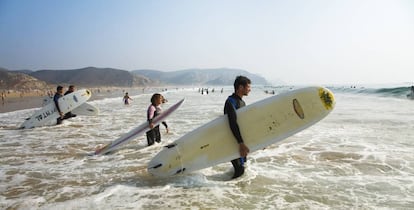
<box><xmin>1</xmin><ymin>0</ymin><xmax>413</xmax><ymax>85</ymax></box>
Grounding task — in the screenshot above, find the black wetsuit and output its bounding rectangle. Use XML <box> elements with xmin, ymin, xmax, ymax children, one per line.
<box><xmin>53</xmin><ymin>93</ymin><xmax>63</xmax><ymax>124</ymax></box>
<box><xmin>224</xmin><ymin>93</ymin><xmax>247</xmax><ymax>179</ymax></box>
<box><xmin>63</xmin><ymin>90</ymin><xmax>76</xmax><ymax>119</ymax></box>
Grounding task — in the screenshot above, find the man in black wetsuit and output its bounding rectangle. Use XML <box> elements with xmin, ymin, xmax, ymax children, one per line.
<box><xmin>53</xmin><ymin>85</ymin><xmax>64</xmax><ymax>125</ymax></box>
<box><xmin>224</xmin><ymin>76</ymin><xmax>251</xmax><ymax>179</ymax></box>
<box><xmin>63</xmin><ymin>85</ymin><xmax>77</xmax><ymax>119</ymax></box>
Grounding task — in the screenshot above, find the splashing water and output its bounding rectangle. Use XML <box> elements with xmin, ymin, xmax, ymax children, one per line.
<box><xmin>1</xmin><ymin>86</ymin><xmax>413</xmax><ymax>209</ymax></box>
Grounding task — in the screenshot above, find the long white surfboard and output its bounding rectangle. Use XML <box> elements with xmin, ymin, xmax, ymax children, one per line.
<box><xmin>148</xmin><ymin>86</ymin><xmax>335</xmax><ymax>177</ymax></box>
<box><xmin>92</xmin><ymin>98</ymin><xmax>185</xmax><ymax>155</ymax></box>
<box><xmin>20</xmin><ymin>89</ymin><xmax>92</xmax><ymax>129</ymax></box>
<box><xmin>43</xmin><ymin>96</ymin><xmax>99</xmax><ymax>116</ymax></box>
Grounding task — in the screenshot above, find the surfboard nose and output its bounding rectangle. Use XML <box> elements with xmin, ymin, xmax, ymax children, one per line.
<box><xmin>318</xmin><ymin>87</ymin><xmax>335</xmax><ymax>111</ymax></box>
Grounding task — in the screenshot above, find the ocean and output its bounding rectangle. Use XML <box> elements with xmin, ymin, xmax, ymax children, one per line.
<box><xmin>0</xmin><ymin>85</ymin><xmax>413</xmax><ymax>209</ymax></box>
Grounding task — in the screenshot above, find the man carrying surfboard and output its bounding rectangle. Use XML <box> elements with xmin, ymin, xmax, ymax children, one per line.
<box><xmin>63</xmin><ymin>85</ymin><xmax>77</xmax><ymax>119</ymax></box>
<box><xmin>224</xmin><ymin>76</ymin><xmax>251</xmax><ymax>179</ymax></box>
<box><xmin>53</xmin><ymin>85</ymin><xmax>65</xmax><ymax>125</ymax></box>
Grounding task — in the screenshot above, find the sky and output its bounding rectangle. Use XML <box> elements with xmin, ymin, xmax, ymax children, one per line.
<box><xmin>1</xmin><ymin>0</ymin><xmax>413</xmax><ymax>85</ymax></box>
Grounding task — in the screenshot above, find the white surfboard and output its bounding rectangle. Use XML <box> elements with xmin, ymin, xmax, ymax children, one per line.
<box><xmin>20</xmin><ymin>89</ymin><xmax>92</xmax><ymax>129</ymax></box>
<box><xmin>42</xmin><ymin>96</ymin><xmax>99</xmax><ymax>116</ymax></box>
<box><xmin>147</xmin><ymin>86</ymin><xmax>335</xmax><ymax>177</ymax></box>
<box><xmin>72</xmin><ymin>103</ymin><xmax>99</xmax><ymax>116</ymax></box>
<box><xmin>92</xmin><ymin>98</ymin><xmax>185</xmax><ymax>155</ymax></box>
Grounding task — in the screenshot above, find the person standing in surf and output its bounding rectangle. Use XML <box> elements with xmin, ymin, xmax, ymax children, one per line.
<box><xmin>1</xmin><ymin>91</ymin><xmax>5</xmax><ymax>105</ymax></box>
<box><xmin>63</xmin><ymin>85</ymin><xmax>77</xmax><ymax>119</ymax></box>
<box><xmin>123</xmin><ymin>92</ymin><xmax>132</xmax><ymax>105</ymax></box>
<box><xmin>224</xmin><ymin>76</ymin><xmax>251</xmax><ymax>179</ymax></box>
<box><xmin>53</xmin><ymin>85</ymin><xmax>65</xmax><ymax>125</ymax></box>
<box><xmin>146</xmin><ymin>93</ymin><xmax>169</xmax><ymax>146</ymax></box>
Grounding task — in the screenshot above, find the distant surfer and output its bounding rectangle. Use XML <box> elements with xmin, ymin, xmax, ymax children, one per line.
<box><xmin>408</xmin><ymin>86</ymin><xmax>414</xmax><ymax>99</ymax></box>
<box><xmin>224</xmin><ymin>76</ymin><xmax>251</xmax><ymax>179</ymax></box>
<box><xmin>1</xmin><ymin>91</ymin><xmax>5</xmax><ymax>105</ymax></box>
<box><xmin>63</xmin><ymin>85</ymin><xmax>77</xmax><ymax>119</ymax></box>
<box><xmin>123</xmin><ymin>92</ymin><xmax>132</xmax><ymax>105</ymax></box>
<box><xmin>53</xmin><ymin>86</ymin><xmax>65</xmax><ymax>125</ymax></box>
<box><xmin>146</xmin><ymin>93</ymin><xmax>169</xmax><ymax>146</ymax></box>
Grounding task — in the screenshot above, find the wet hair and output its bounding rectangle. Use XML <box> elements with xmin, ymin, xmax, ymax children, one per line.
<box><xmin>57</xmin><ymin>86</ymin><xmax>63</xmax><ymax>91</ymax></box>
<box><xmin>150</xmin><ymin>93</ymin><xmax>162</xmax><ymax>105</ymax></box>
<box><xmin>233</xmin><ymin>76</ymin><xmax>251</xmax><ymax>91</ymax></box>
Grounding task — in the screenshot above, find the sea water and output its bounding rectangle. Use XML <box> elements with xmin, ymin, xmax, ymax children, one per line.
<box><xmin>0</xmin><ymin>85</ymin><xmax>413</xmax><ymax>209</ymax></box>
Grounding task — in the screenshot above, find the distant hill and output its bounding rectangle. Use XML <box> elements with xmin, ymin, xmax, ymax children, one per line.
<box><xmin>15</xmin><ymin>69</ymin><xmax>34</xmax><ymax>75</ymax></box>
<box><xmin>0</xmin><ymin>68</ymin><xmax>49</xmax><ymax>91</ymax></box>
<box><xmin>30</xmin><ymin>67</ymin><xmax>152</xmax><ymax>87</ymax></box>
<box><xmin>132</xmin><ymin>68</ymin><xmax>269</xmax><ymax>85</ymax></box>
<box><xmin>0</xmin><ymin>67</ymin><xmax>270</xmax><ymax>92</ymax></box>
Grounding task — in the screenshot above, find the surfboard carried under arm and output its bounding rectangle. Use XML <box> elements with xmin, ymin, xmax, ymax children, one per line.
<box><xmin>147</xmin><ymin>87</ymin><xmax>335</xmax><ymax>177</ymax></box>
<box><xmin>43</xmin><ymin>96</ymin><xmax>99</xmax><ymax>116</ymax></box>
<box><xmin>20</xmin><ymin>89</ymin><xmax>92</xmax><ymax>129</ymax></box>
<box><xmin>92</xmin><ymin>98</ymin><xmax>185</xmax><ymax>155</ymax></box>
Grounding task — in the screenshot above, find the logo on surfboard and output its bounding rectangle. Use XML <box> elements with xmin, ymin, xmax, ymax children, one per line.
<box><xmin>293</xmin><ymin>99</ymin><xmax>305</xmax><ymax>119</ymax></box>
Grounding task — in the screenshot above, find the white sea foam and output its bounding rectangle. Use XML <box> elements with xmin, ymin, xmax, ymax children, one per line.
<box><xmin>0</xmin><ymin>86</ymin><xmax>413</xmax><ymax>209</ymax></box>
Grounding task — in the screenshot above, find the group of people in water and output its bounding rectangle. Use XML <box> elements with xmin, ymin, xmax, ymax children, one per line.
<box><xmin>52</xmin><ymin>76</ymin><xmax>252</xmax><ymax>179</ymax></box>
<box><xmin>198</xmin><ymin>88</ymin><xmax>224</xmax><ymax>95</ymax></box>
<box><xmin>53</xmin><ymin>85</ymin><xmax>77</xmax><ymax>125</ymax></box>
<box><xmin>148</xmin><ymin>76</ymin><xmax>251</xmax><ymax>179</ymax></box>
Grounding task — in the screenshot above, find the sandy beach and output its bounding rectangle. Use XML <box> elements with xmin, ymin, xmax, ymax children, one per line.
<box><xmin>0</xmin><ymin>87</ymin><xmax>162</xmax><ymax>113</ymax></box>
<box><xmin>0</xmin><ymin>95</ymin><xmax>44</xmax><ymax>113</ymax></box>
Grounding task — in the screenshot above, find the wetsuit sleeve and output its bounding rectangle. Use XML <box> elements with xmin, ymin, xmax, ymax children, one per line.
<box><xmin>162</xmin><ymin>121</ymin><xmax>168</xmax><ymax>128</ymax></box>
<box><xmin>224</xmin><ymin>99</ymin><xmax>244</xmax><ymax>144</ymax></box>
<box><xmin>53</xmin><ymin>95</ymin><xmax>62</xmax><ymax>113</ymax></box>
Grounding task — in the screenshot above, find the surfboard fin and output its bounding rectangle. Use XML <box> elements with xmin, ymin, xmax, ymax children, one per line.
<box><xmin>175</xmin><ymin>168</ymin><xmax>186</xmax><ymax>175</ymax></box>
<box><xmin>165</xmin><ymin>143</ymin><xmax>177</xmax><ymax>149</ymax></box>
<box><xmin>149</xmin><ymin>163</ymin><xmax>162</xmax><ymax>169</ymax></box>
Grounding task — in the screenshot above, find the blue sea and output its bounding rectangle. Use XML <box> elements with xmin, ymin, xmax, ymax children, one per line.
<box><xmin>0</xmin><ymin>84</ymin><xmax>413</xmax><ymax>209</ymax></box>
